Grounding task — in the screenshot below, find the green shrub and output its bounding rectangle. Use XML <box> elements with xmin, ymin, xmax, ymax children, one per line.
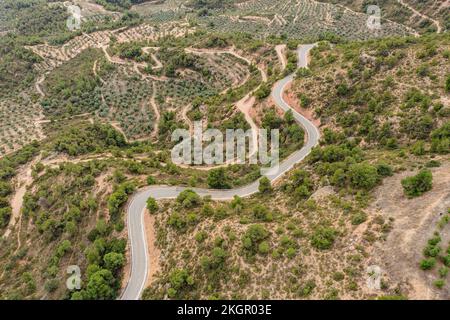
<box><xmin>258</xmin><ymin>241</ymin><xmax>270</xmax><ymax>255</ymax></box>
<box><xmin>258</xmin><ymin>177</ymin><xmax>272</xmax><ymax>194</ymax></box>
<box><xmin>433</xmin><ymin>279</ymin><xmax>445</xmax><ymax>289</ymax></box>
<box><xmin>351</xmin><ymin>211</ymin><xmax>367</xmax><ymax>225</ymax></box>
<box><xmin>348</xmin><ymin>163</ymin><xmax>379</xmax><ymax>190</ymax></box>
<box><xmin>286</xmin><ymin>247</ymin><xmax>297</xmax><ymax>259</ymax></box>
<box><xmin>0</xmin><ymin>206</ymin><xmax>12</xmax><ymax>228</ymax></box>
<box><xmin>423</xmin><ymin>244</ymin><xmax>441</xmax><ymax>257</ymax></box>
<box><xmin>252</xmin><ymin>204</ymin><xmax>273</xmax><ymax>222</ymax></box>
<box><xmin>438</xmin><ymin>266</ymin><xmax>448</xmax><ymax>278</ymax></box>
<box><xmin>168</xmin><ymin>212</ymin><xmax>186</xmax><ymax>231</ymax></box>
<box><xmin>146</xmin><ymin>176</ymin><xmax>156</xmax><ymax>185</ymax></box>
<box><xmin>207</xmin><ymin>168</ymin><xmax>230</xmax><ymax>189</ymax></box>
<box><xmin>401</xmin><ymin>169</ymin><xmax>433</xmax><ymax>198</ymax></box>
<box><xmin>177</xmin><ymin>189</ymin><xmax>202</xmax><ymax>208</ymax></box>
<box><xmin>376</xmin><ymin>163</ymin><xmax>393</xmax><ymax>177</ymax></box>
<box><xmin>310</xmin><ymin>226</ymin><xmax>337</xmax><ymax>250</ymax></box>
<box><xmin>146</xmin><ymin>197</ymin><xmax>159</xmax><ymax>214</ymax></box>
<box><xmin>242</xmin><ymin>224</ymin><xmax>270</xmax><ymax>256</ymax></box>
<box><xmin>168</xmin><ymin>269</ymin><xmax>194</xmax><ymax>298</ymax></box>
<box><xmin>420</xmin><ymin>258</ymin><xmax>436</xmax><ymax>270</ymax></box>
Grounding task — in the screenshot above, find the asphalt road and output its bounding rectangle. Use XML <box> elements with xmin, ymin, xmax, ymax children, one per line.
<box><xmin>120</xmin><ymin>44</ymin><xmax>320</xmax><ymax>300</ymax></box>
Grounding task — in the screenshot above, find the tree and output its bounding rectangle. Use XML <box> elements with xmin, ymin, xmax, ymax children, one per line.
<box><xmin>258</xmin><ymin>177</ymin><xmax>272</xmax><ymax>193</ymax></box>
<box><xmin>201</xmin><ymin>247</ymin><xmax>227</xmax><ymax>271</ymax></box>
<box><xmin>146</xmin><ymin>197</ymin><xmax>159</xmax><ymax>213</ymax></box>
<box><xmin>0</xmin><ymin>207</ymin><xmax>11</xmax><ymax>228</ymax></box>
<box><xmin>103</xmin><ymin>252</ymin><xmax>125</xmax><ymax>273</ymax></box>
<box><xmin>376</xmin><ymin>163</ymin><xmax>393</xmax><ymax>177</ymax></box>
<box><xmin>168</xmin><ymin>212</ymin><xmax>186</xmax><ymax>230</ymax></box>
<box><xmin>348</xmin><ymin>163</ymin><xmax>379</xmax><ymax>190</ymax></box>
<box><xmin>168</xmin><ymin>269</ymin><xmax>194</xmax><ymax>298</ymax></box>
<box><xmin>207</xmin><ymin>168</ymin><xmax>230</xmax><ymax>189</ymax></box>
<box><xmin>401</xmin><ymin>169</ymin><xmax>433</xmax><ymax>198</ymax></box>
<box><xmin>242</xmin><ymin>224</ymin><xmax>270</xmax><ymax>255</ymax></box>
<box><xmin>176</xmin><ymin>189</ymin><xmax>202</xmax><ymax>208</ymax></box>
<box><xmin>84</xmin><ymin>269</ymin><xmax>116</xmax><ymax>300</ymax></box>
<box><xmin>254</xmin><ymin>83</ymin><xmax>271</xmax><ymax>100</ymax></box>
<box><xmin>0</xmin><ymin>181</ymin><xmax>12</xmax><ymax>197</ymax></box>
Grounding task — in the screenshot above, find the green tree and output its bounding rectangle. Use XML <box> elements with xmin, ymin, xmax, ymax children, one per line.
<box><xmin>168</xmin><ymin>212</ymin><xmax>186</xmax><ymax>231</ymax></box>
<box><xmin>146</xmin><ymin>197</ymin><xmax>159</xmax><ymax>213</ymax></box>
<box><xmin>168</xmin><ymin>269</ymin><xmax>194</xmax><ymax>298</ymax></box>
<box><xmin>103</xmin><ymin>252</ymin><xmax>125</xmax><ymax>272</ymax></box>
<box><xmin>207</xmin><ymin>168</ymin><xmax>230</xmax><ymax>189</ymax></box>
<box><xmin>348</xmin><ymin>163</ymin><xmax>379</xmax><ymax>190</ymax></box>
<box><xmin>84</xmin><ymin>269</ymin><xmax>116</xmax><ymax>300</ymax></box>
<box><xmin>258</xmin><ymin>177</ymin><xmax>272</xmax><ymax>193</ymax></box>
<box><xmin>176</xmin><ymin>189</ymin><xmax>202</xmax><ymax>208</ymax></box>
<box><xmin>401</xmin><ymin>169</ymin><xmax>433</xmax><ymax>198</ymax></box>
<box><xmin>0</xmin><ymin>206</ymin><xmax>11</xmax><ymax>228</ymax></box>
<box><xmin>0</xmin><ymin>181</ymin><xmax>12</xmax><ymax>197</ymax></box>
<box><xmin>254</xmin><ymin>83</ymin><xmax>271</xmax><ymax>100</ymax></box>
<box><xmin>242</xmin><ymin>224</ymin><xmax>270</xmax><ymax>255</ymax></box>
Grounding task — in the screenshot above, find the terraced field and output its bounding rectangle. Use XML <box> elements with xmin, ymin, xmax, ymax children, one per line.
<box><xmin>27</xmin><ymin>22</ymin><xmax>194</xmax><ymax>73</ymax></box>
<box><xmin>196</xmin><ymin>0</ymin><xmax>414</xmax><ymax>40</ymax></box>
<box><xmin>99</xmin><ymin>63</ymin><xmax>156</xmax><ymax>140</ymax></box>
<box><xmin>0</xmin><ymin>95</ymin><xmax>44</xmax><ymax>157</ymax></box>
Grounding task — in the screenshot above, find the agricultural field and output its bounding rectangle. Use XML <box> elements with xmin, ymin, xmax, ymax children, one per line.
<box><xmin>321</xmin><ymin>0</ymin><xmax>449</xmax><ymax>34</ymax></box>
<box><xmin>99</xmin><ymin>63</ymin><xmax>156</xmax><ymax>140</ymax></box>
<box><xmin>0</xmin><ymin>96</ymin><xmax>45</xmax><ymax>158</ymax></box>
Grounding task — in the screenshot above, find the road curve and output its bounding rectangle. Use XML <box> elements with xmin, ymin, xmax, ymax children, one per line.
<box><xmin>121</xmin><ymin>44</ymin><xmax>320</xmax><ymax>300</ymax></box>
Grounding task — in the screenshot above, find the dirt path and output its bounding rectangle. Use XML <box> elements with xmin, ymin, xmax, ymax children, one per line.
<box><xmin>35</xmin><ymin>74</ymin><xmax>46</xmax><ymax>97</ymax></box>
<box><xmin>181</xmin><ymin>104</ymin><xmax>193</xmax><ymax>134</ymax></box>
<box><xmin>150</xmin><ymin>82</ymin><xmax>160</xmax><ymax>139</ymax></box>
<box><xmin>142</xmin><ymin>47</ymin><xmax>163</xmax><ymax>70</ymax></box>
<box><xmin>93</xmin><ymin>59</ymin><xmax>106</xmax><ymax>85</ymax></box>
<box><xmin>185</xmin><ymin>47</ymin><xmax>253</xmax><ymax>65</ymax></box>
<box><xmin>396</xmin><ymin>0</ymin><xmax>442</xmax><ymax>33</ymax></box>
<box><xmin>4</xmin><ymin>155</ymin><xmax>41</xmax><ymax>239</ymax></box>
<box><xmin>235</xmin><ymin>94</ymin><xmax>259</xmax><ymax>159</ymax></box>
<box><xmin>102</xmin><ymin>46</ymin><xmax>126</xmax><ymax>65</ymax></box>
<box><xmin>370</xmin><ymin>161</ymin><xmax>450</xmax><ymax>299</ymax></box>
<box><xmin>143</xmin><ymin>210</ymin><xmax>161</xmax><ymax>288</ymax></box>
<box><xmin>275</xmin><ymin>44</ymin><xmax>287</xmax><ymax>70</ymax></box>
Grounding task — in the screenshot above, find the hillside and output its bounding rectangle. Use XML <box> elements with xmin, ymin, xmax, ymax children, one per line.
<box><xmin>0</xmin><ymin>0</ymin><xmax>448</xmax><ymax>301</ymax></box>
<box><xmin>141</xmin><ymin>33</ymin><xmax>450</xmax><ymax>300</ymax></box>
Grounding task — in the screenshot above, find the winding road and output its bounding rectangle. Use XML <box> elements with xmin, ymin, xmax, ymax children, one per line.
<box><xmin>120</xmin><ymin>44</ymin><xmax>320</xmax><ymax>300</ymax></box>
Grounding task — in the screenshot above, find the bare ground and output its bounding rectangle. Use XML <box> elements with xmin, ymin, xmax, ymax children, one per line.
<box><xmin>144</xmin><ymin>210</ymin><xmax>161</xmax><ymax>288</ymax></box>
<box><xmin>369</xmin><ymin>160</ymin><xmax>450</xmax><ymax>299</ymax></box>
<box><xmin>275</xmin><ymin>44</ymin><xmax>287</xmax><ymax>71</ymax></box>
